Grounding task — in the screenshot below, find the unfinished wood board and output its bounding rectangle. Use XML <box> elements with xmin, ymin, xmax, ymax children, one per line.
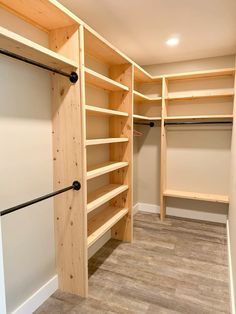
<box><xmin>0</xmin><ymin>0</ymin><xmax>81</xmax><ymax>31</ymax></box>
<box><xmin>86</xmin><ymin>105</ymin><xmax>128</xmax><ymax>117</ymax></box>
<box><xmin>85</xmin><ymin>67</ymin><xmax>129</xmax><ymax>92</ymax></box>
<box><xmin>133</xmin><ymin>90</ymin><xmax>162</xmax><ymax>102</ymax></box>
<box><xmin>133</xmin><ymin>114</ymin><xmax>161</xmax><ymax>121</ymax></box>
<box><xmin>87</xmin><ymin>161</ymin><xmax>129</xmax><ymax>180</ymax></box>
<box><xmin>164</xmin><ymin>189</ymin><xmax>229</xmax><ymax>203</ymax></box>
<box><xmin>165</xmin><ymin>68</ymin><xmax>235</xmax><ymax>81</ymax></box>
<box><xmin>0</xmin><ymin>26</ymin><xmax>78</xmax><ymax>69</ymax></box>
<box><xmin>165</xmin><ymin>115</ymin><xmax>233</xmax><ymax>122</ymax></box>
<box><xmin>86</xmin><ymin>138</ymin><xmax>129</xmax><ymax>146</ymax></box>
<box><xmin>87</xmin><ymin>207</ymin><xmax>128</xmax><ymax>247</ymax></box>
<box><xmin>87</xmin><ymin>184</ymin><xmax>128</xmax><ymax>213</ymax></box>
<box><xmin>167</xmin><ymin>89</ymin><xmax>234</xmax><ymax>100</ymax></box>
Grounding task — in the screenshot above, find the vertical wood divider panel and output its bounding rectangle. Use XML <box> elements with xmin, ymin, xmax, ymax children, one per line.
<box><xmin>109</xmin><ymin>64</ymin><xmax>134</xmax><ymax>242</ymax></box>
<box><xmin>160</xmin><ymin>77</ymin><xmax>167</xmax><ymax>220</ymax></box>
<box><xmin>50</xmin><ymin>25</ymin><xmax>88</xmax><ymax>297</ymax></box>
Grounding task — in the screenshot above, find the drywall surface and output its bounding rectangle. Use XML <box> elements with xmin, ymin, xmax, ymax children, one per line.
<box><xmin>228</xmin><ymin>56</ymin><xmax>236</xmax><ymax>307</ymax></box>
<box><xmin>133</xmin><ymin>55</ymin><xmax>233</xmax><ymax>219</ymax></box>
<box><xmin>0</xmin><ymin>10</ymin><xmax>55</xmax><ymax>313</ymax></box>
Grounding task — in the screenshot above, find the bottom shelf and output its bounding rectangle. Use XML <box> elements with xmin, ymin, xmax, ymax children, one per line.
<box><xmin>163</xmin><ymin>189</ymin><xmax>229</xmax><ymax>204</ymax></box>
<box><xmin>87</xmin><ymin>207</ymin><xmax>128</xmax><ymax>247</ymax></box>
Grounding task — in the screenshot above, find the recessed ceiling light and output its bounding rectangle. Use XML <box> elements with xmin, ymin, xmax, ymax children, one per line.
<box><xmin>166</xmin><ymin>37</ymin><xmax>179</xmax><ymax>46</ymax></box>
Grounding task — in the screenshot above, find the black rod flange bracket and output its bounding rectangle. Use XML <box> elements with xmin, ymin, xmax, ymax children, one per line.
<box><xmin>0</xmin><ymin>48</ymin><xmax>79</xmax><ymax>84</ymax></box>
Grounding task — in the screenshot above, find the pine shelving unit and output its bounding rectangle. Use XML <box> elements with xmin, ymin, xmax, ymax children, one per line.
<box><xmin>0</xmin><ymin>0</ymin><xmax>235</xmax><ymax>306</ymax></box>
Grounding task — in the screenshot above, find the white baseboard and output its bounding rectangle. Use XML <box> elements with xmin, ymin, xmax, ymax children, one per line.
<box><xmin>227</xmin><ymin>220</ymin><xmax>235</xmax><ymax>314</ymax></box>
<box><xmin>12</xmin><ymin>275</ymin><xmax>58</xmax><ymax>314</ymax></box>
<box><xmin>135</xmin><ymin>202</ymin><xmax>227</xmax><ymax>223</ymax></box>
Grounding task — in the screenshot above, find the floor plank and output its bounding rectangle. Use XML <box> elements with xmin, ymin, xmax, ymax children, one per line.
<box><xmin>35</xmin><ymin>212</ymin><xmax>230</xmax><ymax>314</ymax></box>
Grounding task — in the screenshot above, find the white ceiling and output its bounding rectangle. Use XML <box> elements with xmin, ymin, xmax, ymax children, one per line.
<box><xmin>58</xmin><ymin>0</ymin><xmax>236</xmax><ymax>66</ymax></box>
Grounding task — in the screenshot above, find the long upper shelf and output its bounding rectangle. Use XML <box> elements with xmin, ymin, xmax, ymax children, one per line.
<box><xmin>84</xmin><ymin>67</ymin><xmax>129</xmax><ymax>92</ymax></box>
<box><xmin>167</xmin><ymin>89</ymin><xmax>234</xmax><ymax>101</ymax></box>
<box><xmin>0</xmin><ymin>26</ymin><xmax>78</xmax><ymax>70</ymax></box>
<box><xmin>164</xmin><ymin>189</ymin><xmax>229</xmax><ymax>204</ymax></box>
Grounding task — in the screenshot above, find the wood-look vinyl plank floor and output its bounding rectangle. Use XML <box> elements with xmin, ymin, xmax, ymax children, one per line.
<box><xmin>35</xmin><ymin>212</ymin><xmax>230</xmax><ymax>314</ymax></box>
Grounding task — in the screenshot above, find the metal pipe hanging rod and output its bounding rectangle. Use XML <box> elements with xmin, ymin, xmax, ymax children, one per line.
<box><xmin>134</xmin><ymin>122</ymin><xmax>155</xmax><ymax>127</ymax></box>
<box><xmin>0</xmin><ymin>49</ymin><xmax>78</xmax><ymax>83</ymax></box>
<box><xmin>0</xmin><ymin>181</ymin><xmax>81</xmax><ymax>217</ymax></box>
<box><xmin>164</xmin><ymin>121</ymin><xmax>233</xmax><ymax>126</ymax></box>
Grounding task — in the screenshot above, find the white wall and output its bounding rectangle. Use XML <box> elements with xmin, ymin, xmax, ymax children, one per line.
<box><xmin>133</xmin><ymin>55</ymin><xmax>235</xmax><ymax>222</ymax></box>
<box><xmin>0</xmin><ymin>10</ymin><xmax>55</xmax><ymax>314</ymax></box>
<box><xmin>228</xmin><ymin>56</ymin><xmax>236</xmax><ymax>310</ymax></box>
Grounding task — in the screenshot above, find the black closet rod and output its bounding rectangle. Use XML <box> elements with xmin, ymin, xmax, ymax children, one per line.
<box><xmin>0</xmin><ymin>181</ymin><xmax>81</xmax><ymax>217</ymax></box>
<box><xmin>0</xmin><ymin>49</ymin><xmax>78</xmax><ymax>83</ymax></box>
<box><xmin>165</xmin><ymin>121</ymin><xmax>233</xmax><ymax>126</ymax></box>
<box><xmin>134</xmin><ymin>122</ymin><xmax>155</xmax><ymax>127</ymax></box>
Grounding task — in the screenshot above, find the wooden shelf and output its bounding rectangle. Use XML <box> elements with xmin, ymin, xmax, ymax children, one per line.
<box><xmin>165</xmin><ymin>115</ymin><xmax>233</xmax><ymax>122</ymax></box>
<box><xmin>165</xmin><ymin>68</ymin><xmax>235</xmax><ymax>81</ymax></box>
<box><xmin>133</xmin><ymin>114</ymin><xmax>161</xmax><ymax>121</ymax></box>
<box><xmin>167</xmin><ymin>89</ymin><xmax>234</xmax><ymax>101</ymax></box>
<box><xmin>134</xmin><ymin>64</ymin><xmax>162</xmax><ymax>83</ymax></box>
<box><xmin>87</xmin><ymin>206</ymin><xmax>128</xmax><ymax>247</ymax></box>
<box><xmin>0</xmin><ymin>26</ymin><xmax>78</xmax><ymax>70</ymax></box>
<box><xmin>133</xmin><ymin>90</ymin><xmax>162</xmax><ymax>102</ymax></box>
<box><xmin>86</xmin><ymin>138</ymin><xmax>129</xmax><ymax>146</ymax></box>
<box><xmin>163</xmin><ymin>189</ymin><xmax>229</xmax><ymax>204</ymax></box>
<box><xmin>84</xmin><ymin>67</ymin><xmax>129</xmax><ymax>92</ymax></box>
<box><xmin>86</xmin><ymin>105</ymin><xmax>128</xmax><ymax>117</ymax></box>
<box><xmin>87</xmin><ymin>161</ymin><xmax>129</xmax><ymax>180</ymax></box>
<box><xmin>0</xmin><ymin>0</ymin><xmax>81</xmax><ymax>31</ymax></box>
<box><xmin>87</xmin><ymin>184</ymin><xmax>128</xmax><ymax>213</ymax></box>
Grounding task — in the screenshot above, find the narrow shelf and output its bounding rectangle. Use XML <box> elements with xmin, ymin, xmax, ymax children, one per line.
<box><xmin>134</xmin><ymin>64</ymin><xmax>162</xmax><ymax>83</ymax></box>
<box><xmin>86</xmin><ymin>105</ymin><xmax>128</xmax><ymax>117</ymax></box>
<box><xmin>133</xmin><ymin>114</ymin><xmax>161</xmax><ymax>121</ymax></box>
<box><xmin>86</xmin><ymin>138</ymin><xmax>129</xmax><ymax>146</ymax></box>
<box><xmin>165</xmin><ymin>115</ymin><xmax>233</xmax><ymax>122</ymax></box>
<box><xmin>87</xmin><ymin>206</ymin><xmax>128</xmax><ymax>247</ymax></box>
<box><xmin>0</xmin><ymin>0</ymin><xmax>81</xmax><ymax>31</ymax></box>
<box><xmin>167</xmin><ymin>89</ymin><xmax>234</xmax><ymax>101</ymax></box>
<box><xmin>87</xmin><ymin>184</ymin><xmax>129</xmax><ymax>213</ymax></box>
<box><xmin>165</xmin><ymin>68</ymin><xmax>235</xmax><ymax>81</ymax></box>
<box><xmin>134</xmin><ymin>90</ymin><xmax>162</xmax><ymax>102</ymax></box>
<box><xmin>163</xmin><ymin>189</ymin><xmax>229</xmax><ymax>204</ymax></box>
<box><xmin>84</xmin><ymin>67</ymin><xmax>129</xmax><ymax>92</ymax></box>
<box><xmin>0</xmin><ymin>26</ymin><xmax>78</xmax><ymax>70</ymax></box>
<box><xmin>87</xmin><ymin>161</ymin><xmax>129</xmax><ymax>180</ymax></box>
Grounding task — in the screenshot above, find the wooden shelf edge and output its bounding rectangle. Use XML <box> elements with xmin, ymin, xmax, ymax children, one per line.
<box><xmin>0</xmin><ymin>26</ymin><xmax>78</xmax><ymax>69</ymax></box>
<box><xmin>87</xmin><ymin>207</ymin><xmax>128</xmax><ymax>247</ymax></box>
<box><xmin>84</xmin><ymin>67</ymin><xmax>129</xmax><ymax>91</ymax></box>
<box><xmin>86</xmin><ymin>138</ymin><xmax>129</xmax><ymax>146</ymax></box>
<box><xmin>87</xmin><ymin>161</ymin><xmax>129</xmax><ymax>180</ymax></box>
<box><xmin>165</xmin><ymin>115</ymin><xmax>233</xmax><ymax>122</ymax></box>
<box><xmin>133</xmin><ymin>114</ymin><xmax>161</xmax><ymax>121</ymax></box>
<box><xmin>167</xmin><ymin>90</ymin><xmax>234</xmax><ymax>101</ymax></box>
<box><xmin>163</xmin><ymin>189</ymin><xmax>229</xmax><ymax>204</ymax></box>
<box><xmin>133</xmin><ymin>90</ymin><xmax>162</xmax><ymax>102</ymax></box>
<box><xmin>86</xmin><ymin>105</ymin><xmax>128</xmax><ymax>117</ymax></box>
<box><xmin>87</xmin><ymin>184</ymin><xmax>129</xmax><ymax>213</ymax></box>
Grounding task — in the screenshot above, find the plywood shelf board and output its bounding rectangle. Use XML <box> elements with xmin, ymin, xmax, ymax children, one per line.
<box><xmin>86</xmin><ymin>138</ymin><xmax>129</xmax><ymax>146</ymax></box>
<box><xmin>133</xmin><ymin>114</ymin><xmax>161</xmax><ymax>121</ymax></box>
<box><xmin>0</xmin><ymin>26</ymin><xmax>78</xmax><ymax>70</ymax></box>
<box><xmin>134</xmin><ymin>65</ymin><xmax>162</xmax><ymax>82</ymax></box>
<box><xmin>164</xmin><ymin>189</ymin><xmax>229</xmax><ymax>204</ymax></box>
<box><xmin>87</xmin><ymin>161</ymin><xmax>129</xmax><ymax>180</ymax></box>
<box><xmin>87</xmin><ymin>206</ymin><xmax>128</xmax><ymax>247</ymax></box>
<box><xmin>0</xmin><ymin>0</ymin><xmax>82</xmax><ymax>31</ymax></box>
<box><xmin>134</xmin><ymin>90</ymin><xmax>162</xmax><ymax>102</ymax></box>
<box><xmin>87</xmin><ymin>184</ymin><xmax>129</xmax><ymax>213</ymax></box>
<box><xmin>86</xmin><ymin>105</ymin><xmax>128</xmax><ymax>117</ymax></box>
<box><xmin>165</xmin><ymin>68</ymin><xmax>235</xmax><ymax>81</ymax></box>
<box><xmin>165</xmin><ymin>115</ymin><xmax>233</xmax><ymax>121</ymax></box>
<box><xmin>167</xmin><ymin>90</ymin><xmax>234</xmax><ymax>101</ymax></box>
<box><xmin>85</xmin><ymin>67</ymin><xmax>129</xmax><ymax>91</ymax></box>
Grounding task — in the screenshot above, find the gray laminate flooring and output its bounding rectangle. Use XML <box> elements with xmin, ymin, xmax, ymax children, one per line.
<box><xmin>35</xmin><ymin>212</ymin><xmax>230</xmax><ymax>314</ymax></box>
